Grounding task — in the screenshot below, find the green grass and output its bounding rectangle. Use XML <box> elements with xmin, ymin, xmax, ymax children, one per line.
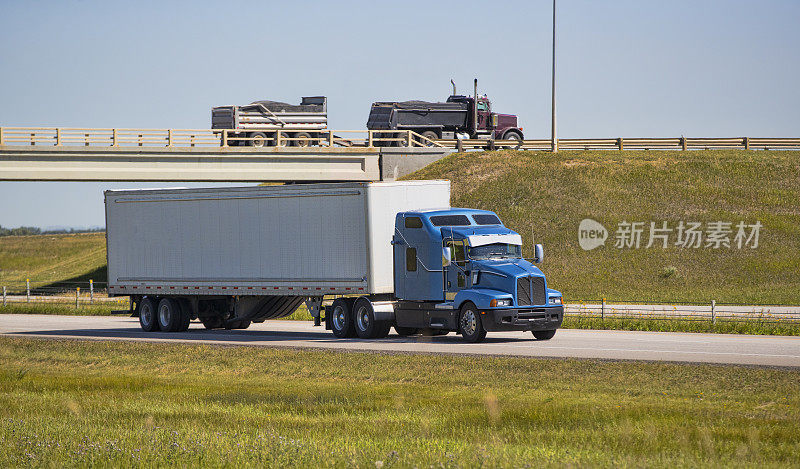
<box><xmin>0</xmin><ymin>337</ymin><xmax>798</xmax><ymax>467</ymax></box>
<box><xmin>0</xmin><ymin>302</ymin><xmax>125</xmax><ymax>316</ymax></box>
<box><xmin>563</xmin><ymin>316</ymin><xmax>800</xmax><ymax>336</ymax></box>
<box><xmin>404</xmin><ymin>149</ymin><xmax>800</xmax><ymax>305</ymax></box>
<box><xmin>0</xmin><ymin>232</ymin><xmax>106</xmax><ymax>290</ymax></box>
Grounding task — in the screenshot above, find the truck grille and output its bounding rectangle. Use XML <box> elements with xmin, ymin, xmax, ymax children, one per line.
<box><xmin>517</xmin><ymin>276</ymin><xmax>546</xmax><ymax>306</ymax></box>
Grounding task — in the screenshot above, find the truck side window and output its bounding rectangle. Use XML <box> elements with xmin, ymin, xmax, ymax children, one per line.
<box><xmin>477</xmin><ymin>101</ymin><xmax>489</xmax><ymax>112</ymax></box>
<box><xmin>445</xmin><ymin>240</ymin><xmax>467</xmax><ymax>267</ymax></box>
<box><xmin>404</xmin><ymin>216</ymin><xmax>423</xmax><ymax>228</ymax></box>
<box><xmin>406</xmin><ymin>247</ymin><xmax>417</xmax><ymax>272</ymax></box>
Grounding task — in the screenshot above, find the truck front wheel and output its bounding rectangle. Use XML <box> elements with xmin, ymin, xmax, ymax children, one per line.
<box><xmin>459</xmin><ymin>302</ymin><xmax>487</xmax><ymax>343</ymax></box>
<box><xmin>138</xmin><ymin>297</ymin><xmax>158</xmax><ymax>332</ymax></box>
<box><xmin>504</xmin><ymin>131</ymin><xmax>523</xmax><ymax>150</ymax></box>
<box><xmin>330</xmin><ymin>298</ymin><xmax>356</xmax><ymax>338</ymax></box>
<box><xmin>532</xmin><ymin>329</ymin><xmax>556</xmax><ymax>340</ymax></box>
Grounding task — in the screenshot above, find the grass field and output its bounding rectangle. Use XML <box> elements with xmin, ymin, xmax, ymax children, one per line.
<box><xmin>0</xmin><ymin>337</ymin><xmax>798</xmax><ymax>467</ymax></box>
<box><xmin>405</xmin><ymin>150</ymin><xmax>800</xmax><ymax>305</ymax></box>
<box><xmin>0</xmin><ymin>232</ymin><xmax>106</xmax><ymax>290</ymax></box>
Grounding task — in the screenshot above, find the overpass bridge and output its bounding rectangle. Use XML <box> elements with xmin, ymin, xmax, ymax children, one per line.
<box><xmin>0</xmin><ymin>127</ymin><xmax>451</xmax><ymax>182</ymax></box>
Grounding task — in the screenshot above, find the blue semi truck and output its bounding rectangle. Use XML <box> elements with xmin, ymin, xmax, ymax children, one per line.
<box><xmin>107</xmin><ymin>182</ymin><xmax>562</xmax><ymax>342</ymax></box>
<box><xmin>328</xmin><ymin>207</ymin><xmax>563</xmax><ymax>342</ymax></box>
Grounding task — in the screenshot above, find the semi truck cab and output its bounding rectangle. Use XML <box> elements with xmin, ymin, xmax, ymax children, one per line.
<box><xmin>391</xmin><ymin>208</ymin><xmax>563</xmax><ymax>342</ymax></box>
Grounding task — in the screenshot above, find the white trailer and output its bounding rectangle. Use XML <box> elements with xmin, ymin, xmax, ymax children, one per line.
<box><xmin>105</xmin><ymin>181</ymin><xmax>451</xmax><ymax>332</ymax></box>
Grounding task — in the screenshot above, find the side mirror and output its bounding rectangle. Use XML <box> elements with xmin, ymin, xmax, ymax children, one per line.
<box><xmin>442</xmin><ymin>247</ymin><xmax>452</xmax><ymax>267</ymax></box>
<box><xmin>533</xmin><ymin>244</ymin><xmax>544</xmax><ymax>263</ymax></box>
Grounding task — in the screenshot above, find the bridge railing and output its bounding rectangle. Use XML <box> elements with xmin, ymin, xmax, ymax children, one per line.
<box><xmin>0</xmin><ymin>127</ymin><xmax>445</xmax><ymax>149</ymax></box>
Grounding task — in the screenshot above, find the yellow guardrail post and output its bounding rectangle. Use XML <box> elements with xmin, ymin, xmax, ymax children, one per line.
<box><xmin>168</xmin><ymin>129</ymin><xmax>173</xmax><ymax>147</ymax></box>
<box><xmin>30</xmin><ymin>132</ymin><xmax>35</xmax><ymax>146</ymax></box>
<box><xmin>744</xmin><ymin>137</ymin><xmax>750</xmax><ymax>150</ymax></box>
<box><xmin>112</xmin><ymin>129</ymin><xmax>118</xmax><ymax>147</ymax></box>
<box><xmin>617</xmin><ymin>137</ymin><xmax>623</xmax><ymax>151</ymax></box>
<box><xmin>367</xmin><ymin>130</ymin><xmax>373</xmax><ymax>147</ymax></box>
<box><xmin>26</xmin><ymin>279</ymin><xmax>30</xmax><ymax>302</ymax></box>
<box><xmin>90</xmin><ymin>279</ymin><xmax>94</xmax><ymax>304</ymax></box>
<box><xmin>76</xmin><ymin>287</ymin><xmax>80</xmax><ymax>309</ymax></box>
<box><xmin>221</xmin><ymin>129</ymin><xmax>228</xmax><ymax>147</ymax></box>
<box><xmin>0</xmin><ymin>127</ymin><xmax>4</xmax><ymax>145</ymax></box>
<box><xmin>56</xmin><ymin>128</ymin><xmax>62</xmax><ymax>146</ymax></box>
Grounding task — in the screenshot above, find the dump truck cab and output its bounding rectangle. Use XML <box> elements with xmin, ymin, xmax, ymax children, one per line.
<box><xmin>392</xmin><ymin>208</ymin><xmax>563</xmax><ymax>339</ymax></box>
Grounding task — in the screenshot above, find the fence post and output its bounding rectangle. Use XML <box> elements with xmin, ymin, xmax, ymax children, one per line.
<box><xmin>276</xmin><ymin>131</ymin><xmax>282</xmax><ymax>147</ymax></box>
<box><xmin>221</xmin><ymin>130</ymin><xmax>228</xmax><ymax>147</ymax></box>
<box><xmin>328</xmin><ymin>131</ymin><xmax>334</xmax><ymax>147</ymax></box>
<box><xmin>407</xmin><ymin>130</ymin><xmax>412</xmax><ymax>147</ymax></box>
<box><xmin>2</xmin><ymin>286</ymin><xmax>6</xmax><ymax>306</ymax></box>
<box><xmin>56</xmin><ymin>128</ymin><xmax>62</xmax><ymax>146</ymax></box>
<box><xmin>167</xmin><ymin>129</ymin><xmax>173</xmax><ymax>147</ymax></box>
<box><xmin>112</xmin><ymin>129</ymin><xmax>118</xmax><ymax>147</ymax></box>
<box><xmin>681</xmin><ymin>137</ymin><xmax>687</xmax><ymax>151</ymax></box>
<box><xmin>367</xmin><ymin>130</ymin><xmax>373</xmax><ymax>147</ymax></box>
<box><xmin>711</xmin><ymin>300</ymin><xmax>716</xmax><ymax>325</ymax></box>
<box><xmin>744</xmin><ymin>137</ymin><xmax>750</xmax><ymax>150</ymax></box>
<box><xmin>617</xmin><ymin>138</ymin><xmax>623</xmax><ymax>151</ymax></box>
<box><xmin>26</xmin><ymin>279</ymin><xmax>30</xmax><ymax>302</ymax></box>
<box><xmin>76</xmin><ymin>287</ymin><xmax>80</xmax><ymax>309</ymax></box>
<box><xmin>601</xmin><ymin>298</ymin><xmax>606</xmax><ymax>320</ymax></box>
<box><xmin>457</xmin><ymin>138</ymin><xmax>464</xmax><ymax>153</ymax></box>
<box><xmin>90</xmin><ymin>279</ymin><xmax>94</xmax><ymax>304</ymax></box>
<box><xmin>84</xmin><ymin>133</ymin><xmax>90</xmax><ymax>146</ymax></box>
<box><xmin>0</xmin><ymin>127</ymin><xmax>3</xmax><ymax>145</ymax></box>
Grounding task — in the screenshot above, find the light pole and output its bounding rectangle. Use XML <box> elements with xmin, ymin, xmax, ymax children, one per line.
<box><xmin>551</xmin><ymin>0</ymin><xmax>558</xmax><ymax>153</ymax></box>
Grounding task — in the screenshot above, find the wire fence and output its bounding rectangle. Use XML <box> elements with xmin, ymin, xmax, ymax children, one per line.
<box><xmin>566</xmin><ymin>300</ymin><xmax>800</xmax><ymax>324</ymax></box>
<box><xmin>0</xmin><ymin>279</ymin><xmax>128</xmax><ymax>309</ymax></box>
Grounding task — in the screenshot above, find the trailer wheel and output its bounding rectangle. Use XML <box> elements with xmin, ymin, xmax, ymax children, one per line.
<box><xmin>532</xmin><ymin>329</ymin><xmax>557</xmax><ymax>340</ymax></box>
<box><xmin>138</xmin><ymin>297</ymin><xmax>158</xmax><ymax>332</ymax></box>
<box><xmin>157</xmin><ymin>298</ymin><xmax>182</xmax><ymax>332</ymax></box>
<box><xmin>459</xmin><ymin>302</ymin><xmax>487</xmax><ymax>343</ymax></box>
<box><xmin>249</xmin><ymin>132</ymin><xmax>267</xmax><ymax>147</ymax></box>
<box><xmin>504</xmin><ymin>131</ymin><xmax>523</xmax><ymax>150</ymax></box>
<box><xmin>330</xmin><ymin>298</ymin><xmax>355</xmax><ymax>338</ymax></box>
<box><xmin>177</xmin><ymin>299</ymin><xmax>192</xmax><ymax>332</ymax></box>
<box><xmin>394</xmin><ymin>326</ymin><xmax>418</xmax><ymax>336</ymax></box>
<box><xmin>294</xmin><ymin>132</ymin><xmax>312</xmax><ymax>148</ymax></box>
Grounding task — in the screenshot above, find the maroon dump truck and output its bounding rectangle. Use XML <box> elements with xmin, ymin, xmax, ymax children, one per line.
<box><xmin>366</xmin><ymin>79</ymin><xmax>524</xmax><ymax>146</ymax></box>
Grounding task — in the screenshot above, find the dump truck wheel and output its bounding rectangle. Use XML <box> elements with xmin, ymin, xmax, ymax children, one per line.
<box><xmin>249</xmin><ymin>132</ymin><xmax>267</xmax><ymax>147</ymax></box>
<box><xmin>331</xmin><ymin>298</ymin><xmax>355</xmax><ymax>338</ymax></box>
<box><xmin>421</xmin><ymin>131</ymin><xmax>439</xmax><ymax>147</ymax></box>
<box><xmin>532</xmin><ymin>329</ymin><xmax>557</xmax><ymax>340</ymax></box>
<box><xmin>459</xmin><ymin>302</ymin><xmax>486</xmax><ymax>343</ymax></box>
<box><xmin>394</xmin><ymin>326</ymin><xmax>418</xmax><ymax>336</ymax></box>
<box><xmin>157</xmin><ymin>298</ymin><xmax>181</xmax><ymax>332</ymax></box>
<box><xmin>138</xmin><ymin>297</ymin><xmax>158</xmax><ymax>332</ymax></box>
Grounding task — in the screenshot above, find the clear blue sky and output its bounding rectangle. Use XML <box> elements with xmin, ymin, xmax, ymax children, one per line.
<box><xmin>1</xmin><ymin>0</ymin><xmax>798</xmax><ymax>228</ymax></box>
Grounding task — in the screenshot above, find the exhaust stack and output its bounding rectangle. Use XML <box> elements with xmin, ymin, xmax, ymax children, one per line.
<box><xmin>473</xmin><ymin>79</ymin><xmax>478</xmax><ymax>136</ymax></box>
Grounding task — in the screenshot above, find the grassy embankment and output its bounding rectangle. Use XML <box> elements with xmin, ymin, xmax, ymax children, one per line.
<box><xmin>405</xmin><ymin>149</ymin><xmax>800</xmax><ymax>305</ymax></box>
<box><xmin>0</xmin><ymin>337</ymin><xmax>798</xmax><ymax>467</ymax></box>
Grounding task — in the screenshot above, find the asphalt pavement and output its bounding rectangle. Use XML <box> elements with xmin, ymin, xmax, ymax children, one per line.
<box><xmin>1</xmin><ymin>314</ymin><xmax>798</xmax><ymax>367</ymax></box>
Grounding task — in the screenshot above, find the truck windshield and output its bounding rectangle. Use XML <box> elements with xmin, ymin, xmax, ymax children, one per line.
<box><xmin>468</xmin><ymin>243</ymin><xmax>521</xmax><ymax>260</ymax></box>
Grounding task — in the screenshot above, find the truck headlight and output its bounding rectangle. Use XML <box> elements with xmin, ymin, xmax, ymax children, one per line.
<box><xmin>549</xmin><ymin>297</ymin><xmax>562</xmax><ymax>305</ymax></box>
<box><xmin>490</xmin><ymin>298</ymin><xmax>512</xmax><ymax>307</ymax></box>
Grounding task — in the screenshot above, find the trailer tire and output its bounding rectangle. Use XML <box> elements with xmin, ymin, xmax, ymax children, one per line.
<box><xmin>504</xmin><ymin>131</ymin><xmax>523</xmax><ymax>150</ymax></box>
<box><xmin>138</xmin><ymin>297</ymin><xmax>158</xmax><ymax>332</ymax></box>
<box><xmin>458</xmin><ymin>302</ymin><xmax>486</xmax><ymax>343</ymax></box>
<box><xmin>157</xmin><ymin>298</ymin><xmax>182</xmax><ymax>332</ymax></box>
<box><xmin>532</xmin><ymin>329</ymin><xmax>557</xmax><ymax>340</ymax></box>
<box><xmin>294</xmin><ymin>132</ymin><xmax>312</xmax><ymax>148</ymax></box>
<box><xmin>330</xmin><ymin>298</ymin><xmax>355</xmax><ymax>338</ymax></box>
<box><xmin>177</xmin><ymin>299</ymin><xmax>192</xmax><ymax>332</ymax></box>
<box><xmin>249</xmin><ymin>132</ymin><xmax>267</xmax><ymax>147</ymax></box>
<box><xmin>394</xmin><ymin>326</ymin><xmax>418</xmax><ymax>336</ymax></box>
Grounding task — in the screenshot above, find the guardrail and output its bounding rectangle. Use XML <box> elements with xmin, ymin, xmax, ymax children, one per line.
<box><xmin>1</xmin><ymin>127</ymin><xmax>797</xmax><ymax>151</ymax></box>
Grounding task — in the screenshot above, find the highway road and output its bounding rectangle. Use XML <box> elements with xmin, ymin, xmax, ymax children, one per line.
<box><xmin>1</xmin><ymin>314</ymin><xmax>798</xmax><ymax>367</ymax></box>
